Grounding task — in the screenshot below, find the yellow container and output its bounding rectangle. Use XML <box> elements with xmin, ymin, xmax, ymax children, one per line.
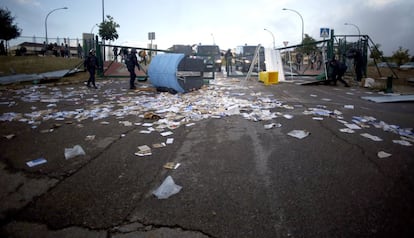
<box><xmin>259</xmin><ymin>72</ymin><xmax>268</xmax><ymax>82</ymax></box>
<box><xmin>267</xmin><ymin>71</ymin><xmax>279</xmax><ymax>85</ymax></box>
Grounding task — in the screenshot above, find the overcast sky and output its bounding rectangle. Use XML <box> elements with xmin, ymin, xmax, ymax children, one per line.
<box><xmin>2</xmin><ymin>0</ymin><xmax>413</xmax><ymax>56</ymax></box>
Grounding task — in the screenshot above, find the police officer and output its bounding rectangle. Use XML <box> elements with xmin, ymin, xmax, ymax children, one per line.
<box><xmin>328</xmin><ymin>57</ymin><xmax>350</xmax><ymax>87</ymax></box>
<box><xmin>84</xmin><ymin>49</ymin><xmax>98</xmax><ymax>88</ymax></box>
<box><xmin>126</xmin><ymin>49</ymin><xmax>141</xmax><ymax>89</ymax></box>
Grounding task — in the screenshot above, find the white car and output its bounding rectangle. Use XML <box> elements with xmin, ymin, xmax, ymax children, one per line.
<box><xmin>399</xmin><ymin>62</ymin><xmax>414</xmax><ymax>70</ymax></box>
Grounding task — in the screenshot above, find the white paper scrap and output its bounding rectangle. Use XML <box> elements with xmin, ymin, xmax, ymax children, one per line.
<box><xmin>377</xmin><ymin>151</ymin><xmax>392</xmax><ymax>158</ymax></box>
<box><xmin>287</xmin><ymin>130</ymin><xmax>310</xmax><ymax>139</ymax></box>
<box><xmin>264</xmin><ymin>123</ymin><xmax>282</xmax><ymax>129</ymax></box>
<box><xmin>392</xmin><ymin>140</ymin><xmax>412</xmax><ymax>146</ymax></box>
<box><xmin>344</xmin><ymin>105</ymin><xmax>354</xmax><ymax>109</ymax></box>
<box><xmin>312</xmin><ymin>117</ymin><xmax>324</xmax><ymax>121</ymax></box>
<box><xmin>26</xmin><ymin>158</ymin><xmax>47</xmax><ymax>167</ymax></box>
<box><xmin>166</xmin><ymin>138</ymin><xmax>174</xmax><ymax>144</ymax></box>
<box><xmin>360</xmin><ymin>133</ymin><xmax>383</xmax><ymax>142</ymax></box>
<box><xmin>283</xmin><ymin>114</ymin><xmax>293</xmax><ymax>119</ymax></box>
<box><xmin>339</xmin><ymin>128</ymin><xmax>355</xmax><ymax>133</ymax></box>
<box><xmin>345</xmin><ymin>123</ymin><xmax>362</xmax><ymax>130</ymax></box>
<box><xmin>160</xmin><ymin>131</ymin><xmax>173</xmax><ymax>137</ymax></box>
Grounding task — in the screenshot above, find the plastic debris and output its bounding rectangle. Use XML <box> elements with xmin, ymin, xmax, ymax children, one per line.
<box><xmin>377</xmin><ymin>151</ymin><xmax>392</xmax><ymax>158</ymax></box>
<box><xmin>360</xmin><ymin>133</ymin><xmax>383</xmax><ymax>142</ymax></box>
<box><xmin>152</xmin><ymin>176</ymin><xmax>182</xmax><ymax>199</ymax></box>
<box><xmin>64</xmin><ymin>145</ymin><xmax>86</xmax><ymax>159</ymax></box>
<box><xmin>26</xmin><ymin>157</ymin><xmax>47</xmax><ymax>167</ymax></box>
<box><xmin>287</xmin><ymin>130</ymin><xmax>310</xmax><ymax>139</ymax></box>
<box><xmin>392</xmin><ymin>140</ymin><xmax>412</xmax><ymax>146</ymax></box>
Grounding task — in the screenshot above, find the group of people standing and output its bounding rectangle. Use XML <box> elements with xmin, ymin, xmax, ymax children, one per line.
<box><xmin>84</xmin><ymin>47</ymin><xmax>143</xmax><ymax>90</ymax></box>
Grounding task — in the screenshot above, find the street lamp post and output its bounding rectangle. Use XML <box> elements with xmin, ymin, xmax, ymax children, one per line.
<box><xmin>264</xmin><ymin>28</ymin><xmax>275</xmax><ymax>49</ymax></box>
<box><xmin>211</xmin><ymin>33</ymin><xmax>216</xmax><ymax>45</ymax></box>
<box><xmin>45</xmin><ymin>7</ymin><xmax>68</xmax><ymax>44</ymax></box>
<box><xmin>344</xmin><ymin>22</ymin><xmax>361</xmax><ymax>37</ymax></box>
<box><xmin>282</xmin><ymin>8</ymin><xmax>304</xmax><ymax>44</ymax></box>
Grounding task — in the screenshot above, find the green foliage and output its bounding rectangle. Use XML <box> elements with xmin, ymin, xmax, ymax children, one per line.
<box><xmin>98</xmin><ymin>15</ymin><xmax>120</xmax><ymax>42</ymax></box>
<box><xmin>392</xmin><ymin>46</ymin><xmax>410</xmax><ymax>65</ymax></box>
<box><xmin>0</xmin><ymin>7</ymin><xmax>21</xmax><ymax>41</ymax></box>
<box><xmin>299</xmin><ymin>34</ymin><xmax>317</xmax><ymax>54</ymax></box>
<box><xmin>369</xmin><ymin>43</ymin><xmax>383</xmax><ymax>61</ymax></box>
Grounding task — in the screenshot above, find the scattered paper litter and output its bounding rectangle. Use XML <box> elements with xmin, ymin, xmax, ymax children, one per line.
<box><xmin>119</xmin><ymin>121</ymin><xmax>132</xmax><ymax>126</ymax></box>
<box><xmin>26</xmin><ymin>158</ymin><xmax>47</xmax><ymax>167</ymax></box>
<box><xmin>345</xmin><ymin>123</ymin><xmax>362</xmax><ymax>130</ymax></box>
<box><xmin>264</xmin><ymin>123</ymin><xmax>282</xmax><ymax>129</ymax></box>
<box><xmin>377</xmin><ymin>151</ymin><xmax>392</xmax><ymax>158</ymax></box>
<box><xmin>283</xmin><ymin>114</ymin><xmax>293</xmax><ymax>119</ymax></box>
<box><xmin>135</xmin><ymin>145</ymin><xmax>152</xmax><ymax>156</ymax></box>
<box><xmin>339</xmin><ymin>128</ymin><xmax>355</xmax><ymax>133</ymax></box>
<box><xmin>152</xmin><ymin>142</ymin><xmax>166</xmax><ymax>148</ymax></box>
<box><xmin>186</xmin><ymin>123</ymin><xmax>196</xmax><ymax>127</ymax></box>
<box><xmin>392</xmin><ymin>140</ymin><xmax>412</xmax><ymax>146</ymax></box>
<box><xmin>360</xmin><ymin>133</ymin><xmax>383</xmax><ymax>142</ymax></box>
<box><xmin>152</xmin><ymin>175</ymin><xmax>182</xmax><ymax>199</ymax></box>
<box><xmin>139</xmin><ymin>130</ymin><xmax>152</xmax><ymax>134</ymax></box>
<box><xmin>287</xmin><ymin>130</ymin><xmax>310</xmax><ymax>139</ymax></box>
<box><xmin>4</xmin><ymin>134</ymin><xmax>15</xmax><ymax>140</ymax></box>
<box><xmin>142</xmin><ymin>122</ymin><xmax>153</xmax><ymax>127</ymax></box>
<box><xmin>312</xmin><ymin>117</ymin><xmax>324</xmax><ymax>121</ymax></box>
<box><xmin>344</xmin><ymin>105</ymin><xmax>354</xmax><ymax>109</ymax></box>
<box><xmin>85</xmin><ymin>135</ymin><xmax>95</xmax><ymax>141</ymax></box>
<box><xmin>160</xmin><ymin>131</ymin><xmax>173</xmax><ymax>137</ymax></box>
<box><xmin>166</xmin><ymin>138</ymin><xmax>174</xmax><ymax>144</ymax></box>
<box><xmin>100</xmin><ymin>121</ymin><xmax>110</xmax><ymax>125</ymax></box>
<box><xmin>321</xmin><ymin>98</ymin><xmax>332</xmax><ymax>101</ymax></box>
<box><xmin>64</xmin><ymin>145</ymin><xmax>86</xmax><ymax>159</ymax></box>
<box><xmin>163</xmin><ymin>162</ymin><xmax>181</xmax><ymax>170</ymax></box>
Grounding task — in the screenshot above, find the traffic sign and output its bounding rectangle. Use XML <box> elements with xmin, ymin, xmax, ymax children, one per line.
<box><xmin>320</xmin><ymin>28</ymin><xmax>330</xmax><ymax>38</ymax></box>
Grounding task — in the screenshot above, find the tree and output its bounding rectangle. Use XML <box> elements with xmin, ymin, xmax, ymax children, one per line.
<box><xmin>299</xmin><ymin>34</ymin><xmax>317</xmax><ymax>55</ymax></box>
<box><xmin>369</xmin><ymin>43</ymin><xmax>383</xmax><ymax>61</ymax></box>
<box><xmin>391</xmin><ymin>46</ymin><xmax>410</xmax><ymax>65</ymax></box>
<box><xmin>0</xmin><ymin>7</ymin><xmax>22</xmax><ymax>54</ymax></box>
<box><xmin>98</xmin><ymin>15</ymin><xmax>120</xmax><ymax>42</ymax></box>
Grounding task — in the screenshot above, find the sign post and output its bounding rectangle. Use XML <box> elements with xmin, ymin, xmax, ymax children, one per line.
<box><xmin>148</xmin><ymin>32</ymin><xmax>155</xmax><ymax>60</ymax></box>
<box><xmin>320</xmin><ymin>28</ymin><xmax>330</xmax><ymax>80</ymax></box>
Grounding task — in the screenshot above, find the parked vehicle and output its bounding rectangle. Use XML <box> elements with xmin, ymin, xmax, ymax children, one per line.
<box><xmin>195</xmin><ymin>45</ymin><xmax>222</xmax><ymax>72</ymax></box>
<box><xmin>377</xmin><ymin>62</ymin><xmax>398</xmax><ymax>68</ymax></box>
<box><xmin>399</xmin><ymin>62</ymin><xmax>414</xmax><ymax>70</ymax></box>
<box><xmin>170</xmin><ymin>44</ymin><xmax>193</xmax><ymax>57</ymax></box>
<box><xmin>234</xmin><ymin>45</ymin><xmax>265</xmax><ymax>72</ymax></box>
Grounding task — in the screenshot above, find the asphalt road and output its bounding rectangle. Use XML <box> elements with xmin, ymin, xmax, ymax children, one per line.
<box><xmin>1</xmin><ymin>74</ymin><xmax>414</xmax><ymax>238</ymax></box>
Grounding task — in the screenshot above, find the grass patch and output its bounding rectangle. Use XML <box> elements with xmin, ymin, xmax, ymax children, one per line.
<box><xmin>0</xmin><ymin>56</ymin><xmax>83</xmax><ymax>76</ymax></box>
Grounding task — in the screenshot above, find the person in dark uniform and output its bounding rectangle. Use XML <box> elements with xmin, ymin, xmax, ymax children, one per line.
<box><xmin>328</xmin><ymin>56</ymin><xmax>349</xmax><ymax>87</ymax></box>
<box><xmin>84</xmin><ymin>49</ymin><xmax>98</xmax><ymax>88</ymax></box>
<box><xmin>347</xmin><ymin>48</ymin><xmax>364</xmax><ymax>82</ymax></box>
<box><xmin>126</xmin><ymin>49</ymin><xmax>141</xmax><ymax>89</ymax></box>
<box><xmin>224</xmin><ymin>49</ymin><xmax>233</xmax><ymax>74</ymax></box>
